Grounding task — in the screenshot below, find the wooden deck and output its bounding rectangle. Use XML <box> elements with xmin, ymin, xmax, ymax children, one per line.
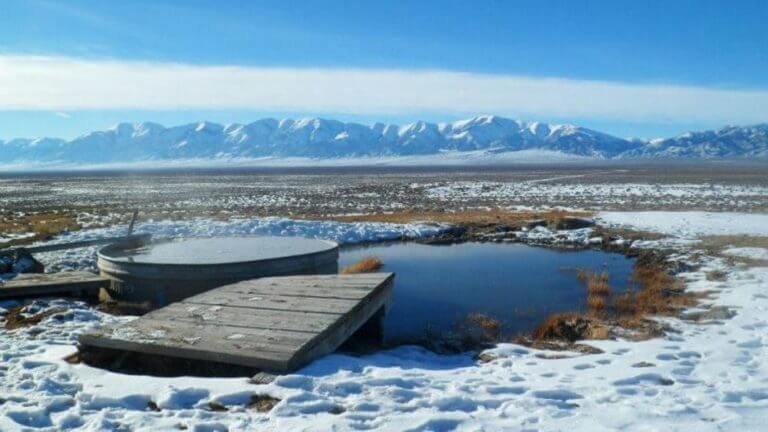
<box><xmin>0</xmin><ymin>271</ymin><xmax>108</xmax><ymax>300</ymax></box>
<box><xmin>79</xmin><ymin>273</ymin><xmax>394</xmax><ymax>373</ymax></box>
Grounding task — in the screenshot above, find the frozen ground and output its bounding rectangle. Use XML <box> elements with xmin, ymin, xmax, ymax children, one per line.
<box><xmin>723</xmin><ymin>247</ymin><xmax>768</xmax><ymax>261</ymax></box>
<box><xmin>2</xmin><ymin>166</ymin><xmax>768</xmax><ymax>431</ymax></box>
<box><xmin>0</xmin><ymin>213</ymin><xmax>767</xmax><ymax>430</ymax></box>
<box><xmin>597</xmin><ymin>211</ymin><xmax>768</xmax><ymax>237</ymax></box>
<box><xmin>2</xmin><ymin>166</ymin><xmax>767</xmax><ymax>224</ymax></box>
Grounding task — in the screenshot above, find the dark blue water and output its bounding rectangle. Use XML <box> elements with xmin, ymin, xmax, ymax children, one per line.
<box><xmin>339</xmin><ymin>242</ymin><xmax>635</xmax><ymax>344</ymax></box>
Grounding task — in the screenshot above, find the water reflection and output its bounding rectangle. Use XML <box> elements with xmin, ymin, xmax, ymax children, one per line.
<box><xmin>339</xmin><ymin>242</ymin><xmax>635</xmax><ymax>345</ymax></box>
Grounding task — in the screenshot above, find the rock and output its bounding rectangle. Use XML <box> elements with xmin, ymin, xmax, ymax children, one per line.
<box><xmin>631</xmin><ymin>361</ymin><xmax>656</xmax><ymax>368</ymax></box>
<box><xmin>476</xmin><ymin>352</ymin><xmax>499</xmax><ymax>363</ymax></box>
<box><xmin>525</xmin><ymin>219</ymin><xmax>548</xmax><ymax>229</ymax></box>
<box><xmin>556</xmin><ymin>216</ymin><xmax>596</xmax><ymax>230</ymax></box>
<box><xmin>681</xmin><ymin>306</ymin><xmax>736</xmax><ymax>322</ymax></box>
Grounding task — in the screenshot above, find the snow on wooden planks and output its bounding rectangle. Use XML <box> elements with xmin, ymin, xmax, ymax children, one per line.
<box><xmin>0</xmin><ymin>271</ymin><xmax>107</xmax><ymax>299</ymax></box>
<box><xmin>78</xmin><ymin>273</ymin><xmax>394</xmax><ymax>373</ymax></box>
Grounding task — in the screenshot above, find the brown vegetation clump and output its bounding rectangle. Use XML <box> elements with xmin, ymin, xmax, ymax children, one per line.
<box><xmin>629</xmin><ymin>252</ymin><xmax>692</xmax><ymax>316</ymax></box>
<box><xmin>612</xmin><ymin>292</ymin><xmax>637</xmax><ymax>316</ymax></box>
<box><xmin>465</xmin><ymin>312</ymin><xmax>503</xmax><ymax>342</ymax></box>
<box><xmin>532</xmin><ymin>312</ymin><xmax>594</xmax><ymax>342</ymax></box>
<box><xmin>578</xmin><ymin>270</ymin><xmax>611</xmax><ymax>316</ymax></box>
<box><xmin>706</xmin><ymin>270</ymin><xmax>728</xmax><ymax>282</ymax></box>
<box><xmin>587</xmin><ymin>271</ymin><xmax>611</xmax><ymax>297</ymax></box>
<box><xmin>533</xmin><ymin>250</ymin><xmax>698</xmax><ymax>345</ymax></box>
<box><xmin>326</xmin><ymin>209</ymin><xmax>592</xmax><ymax>228</ymax></box>
<box><xmin>0</xmin><ymin>211</ymin><xmax>81</xmax><ymax>247</ymax></box>
<box><xmin>341</xmin><ymin>256</ymin><xmax>383</xmax><ymax>274</ymax></box>
<box><xmin>4</xmin><ymin>306</ymin><xmax>66</xmax><ymax>330</ymax></box>
<box><xmin>586</xmin><ymin>294</ymin><xmax>607</xmax><ymax>314</ymax></box>
<box><xmin>248</xmin><ymin>394</ymin><xmax>281</xmax><ymax>412</ymax></box>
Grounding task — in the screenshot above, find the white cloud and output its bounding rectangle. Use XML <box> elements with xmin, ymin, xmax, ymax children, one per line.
<box><xmin>1</xmin><ymin>55</ymin><xmax>767</xmax><ymax>124</ymax></box>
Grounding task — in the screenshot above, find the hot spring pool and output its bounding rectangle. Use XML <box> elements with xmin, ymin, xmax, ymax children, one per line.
<box><xmin>98</xmin><ymin>236</ymin><xmax>339</xmax><ymax>305</ymax></box>
<box><xmin>339</xmin><ymin>242</ymin><xmax>635</xmax><ymax>345</ymax></box>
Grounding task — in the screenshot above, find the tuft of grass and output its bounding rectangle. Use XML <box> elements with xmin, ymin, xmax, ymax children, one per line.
<box><xmin>612</xmin><ymin>292</ymin><xmax>637</xmax><ymax>316</ymax></box>
<box><xmin>465</xmin><ymin>312</ymin><xmax>503</xmax><ymax>342</ymax></box>
<box><xmin>586</xmin><ymin>271</ymin><xmax>611</xmax><ymax>297</ymax></box>
<box><xmin>341</xmin><ymin>256</ymin><xmax>383</xmax><ymax>274</ymax></box>
<box><xmin>534</xmin><ymin>250</ymin><xmax>698</xmax><ymax>344</ymax></box>
<box><xmin>586</xmin><ymin>294</ymin><xmax>607</xmax><ymax>314</ymax></box>
<box><xmin>579</xmin><ymin>270</ymin><xmax>611</xmax><ymax>316</ymax></box>
<box><xmin>248</xmin><ymin>394</ymin><xmax>280</xmax><ymax>412</ymax></box>
<box><xmin>532</xmin><ymin>312</ymin><xmax>592</xmax><ymax>342</ymax></box>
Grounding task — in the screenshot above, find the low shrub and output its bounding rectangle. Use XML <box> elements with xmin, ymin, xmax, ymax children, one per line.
<box><xmin>340</xmin><ymin>256</ymin><xmax>383</xmax><ymax>274</ymax></box>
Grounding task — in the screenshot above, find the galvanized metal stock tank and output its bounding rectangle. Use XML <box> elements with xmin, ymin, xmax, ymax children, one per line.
<box><xmin>97</xmin><ymin>236</ymin><xmax>339</xmax><ymax>305</ymax></box>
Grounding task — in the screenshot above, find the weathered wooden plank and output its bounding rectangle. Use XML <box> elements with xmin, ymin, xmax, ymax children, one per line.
<box><xmin>146</xmin><ymin>303</ymin><xmax>341</xmax><ymax>333</ymax></box>
<box><xmin>289</xmin><ymin>275</ymin><xmax>394</xmax><ymax>370</ymax></box>
<box><xmin>223</xmin><ymin>284</ymin><xmax>373</xmax><ymax>300</ymax></box>
<box><xmin>184</xmin><ymin>291</ymin><xmax>360</xmax><ymax>314</ymax></box>
<box><xmin>79</xmin><ymin>273</ymin><xmax>395</xmax><ymax>373</ymax></box>
<box><xmin>0</xmin><ymin>271</ymin><xmax>108</xmax><ymax>299</ymax></box>
<box><xmin>127</xmin><ymin>318</ymin><xmax>316</xmax><ymax>350</ymax></box>
<box><xmin>79</xmin><ymin>321</ymin><xmax>295</xmax><ymax>371</ymax></box>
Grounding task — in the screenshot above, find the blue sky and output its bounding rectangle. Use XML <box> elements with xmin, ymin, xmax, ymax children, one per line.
<box><xmin>0</xmin><ymin>0</ymin><xmax>766</xmax><ymax>140</ymax></box>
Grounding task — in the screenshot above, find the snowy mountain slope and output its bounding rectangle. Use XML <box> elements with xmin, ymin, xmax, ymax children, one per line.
<box><xmin>1</xmin><ymin>116</ymin><xmax>767</xmax><ymax>166</ymax></box>
<box><xmin>622</xmin><ymin>124</ymin><xmax>768</xmax><ymax>159</ymax></box>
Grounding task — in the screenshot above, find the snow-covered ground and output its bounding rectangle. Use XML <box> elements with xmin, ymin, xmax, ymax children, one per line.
<box><xmin>424</xmin><ymin>182</ymin><xmax>768</xmax><ymax>211</ymax></box>
<box><xmin>0</xmin><ymin>150</ymin><xmax>591</xmax><ymax>173</ymax></box>
<box><xmin>0</xmin><ymin>231</ymin><xmax>35</xmax><ymax>247</ymax></box>
<box><xmin>598</xmin><ymin>211</ymin><xmax>768</xmax><ymax>237</ymax></box>
<box><xmin>1</xmin><ymin>214</ymin><xmax>768</xmax><ymax>430</ymax></box>
<box><xmin>723</xmin><ymin>247</ymin><xmax>768</xmax><ymax>261</ymax></box>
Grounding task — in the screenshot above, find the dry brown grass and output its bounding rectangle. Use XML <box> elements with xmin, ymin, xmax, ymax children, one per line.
<box><xmin>340</xmin><ymin>256</ymin><xmax>383</xmax><ymax>274</ymax></box>
<box><xmin>465</xmin><ymin>312</ymin><xmax>503</xmax><ymax>341</ymax></box>
<box><xmin>628</xmin><ymin>253</ymin><xmax>691</xmax><ymax>316</ymax></box>
<box><xmin>578</xmin><ymin>270</ymin><xmax>611</xmax><ymax>316</ymax></box>
<box><xmin>0</xmin><ymin>211</ymin><xmax>81</xmax><ymax>247</ymax></box>
<box><xmin>439</xmin><ymin>312</ymin><xmax>505</xmax><ymax>351</ymax></box>
<box><xmin>534</xmin><ymin>251</ymin><xmax>697</xmax><ymax>344</ymax></box>
<box><xmin>532</xmin><ymin>312</ymin><xmax>592</xmax><ymax>342</ymax></box>
<box><xmin>612</xmin><ymin>292</ymin><xmax>636</xmax><ymax>316</ymax></box>
<box><xmin>586</xmin><ymin>271</ymin><xmax>611</xmax><ymax>296</ymax></box>
<box><xmin>586</xmin><ymin>294</ymin><xmax>607</xmax><ymax>314</ymax></box>
<box><xmin>322</xmin><ymin>209</ymin><xmax>593</xmax><ymax>227</ymax></box>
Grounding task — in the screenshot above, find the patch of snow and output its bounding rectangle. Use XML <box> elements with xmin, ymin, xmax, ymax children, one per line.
<box><xmin>723</xmin><ymin>247</ymin><xmax>768</xmax><ymax>261</ymax></box>
<box><xmin>597</xmin><ymin>212</ymin><xmax>768</xmax><ymax>238</ymax></box>
<box><xmin>515</xmin><ymin>226</ymin><xmax>594</xmax><ymax>247</ymax></box>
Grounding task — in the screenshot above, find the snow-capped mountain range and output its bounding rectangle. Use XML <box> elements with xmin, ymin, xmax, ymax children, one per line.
<box><xmin>1</xmin><ymin>115</ymin><xmax>766</xmax><ymax>166</ymax></box>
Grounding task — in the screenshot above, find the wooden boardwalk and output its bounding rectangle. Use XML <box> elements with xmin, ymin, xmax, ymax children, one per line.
<box><xmin>79</xmin><ymin>273</ymin><xmax>394</xmax><ymax>373</ymax></box>
<box><xmin>0</xmin><ymin>271</ymin><xmax>108</xmax><ymax>300</ymax></box>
